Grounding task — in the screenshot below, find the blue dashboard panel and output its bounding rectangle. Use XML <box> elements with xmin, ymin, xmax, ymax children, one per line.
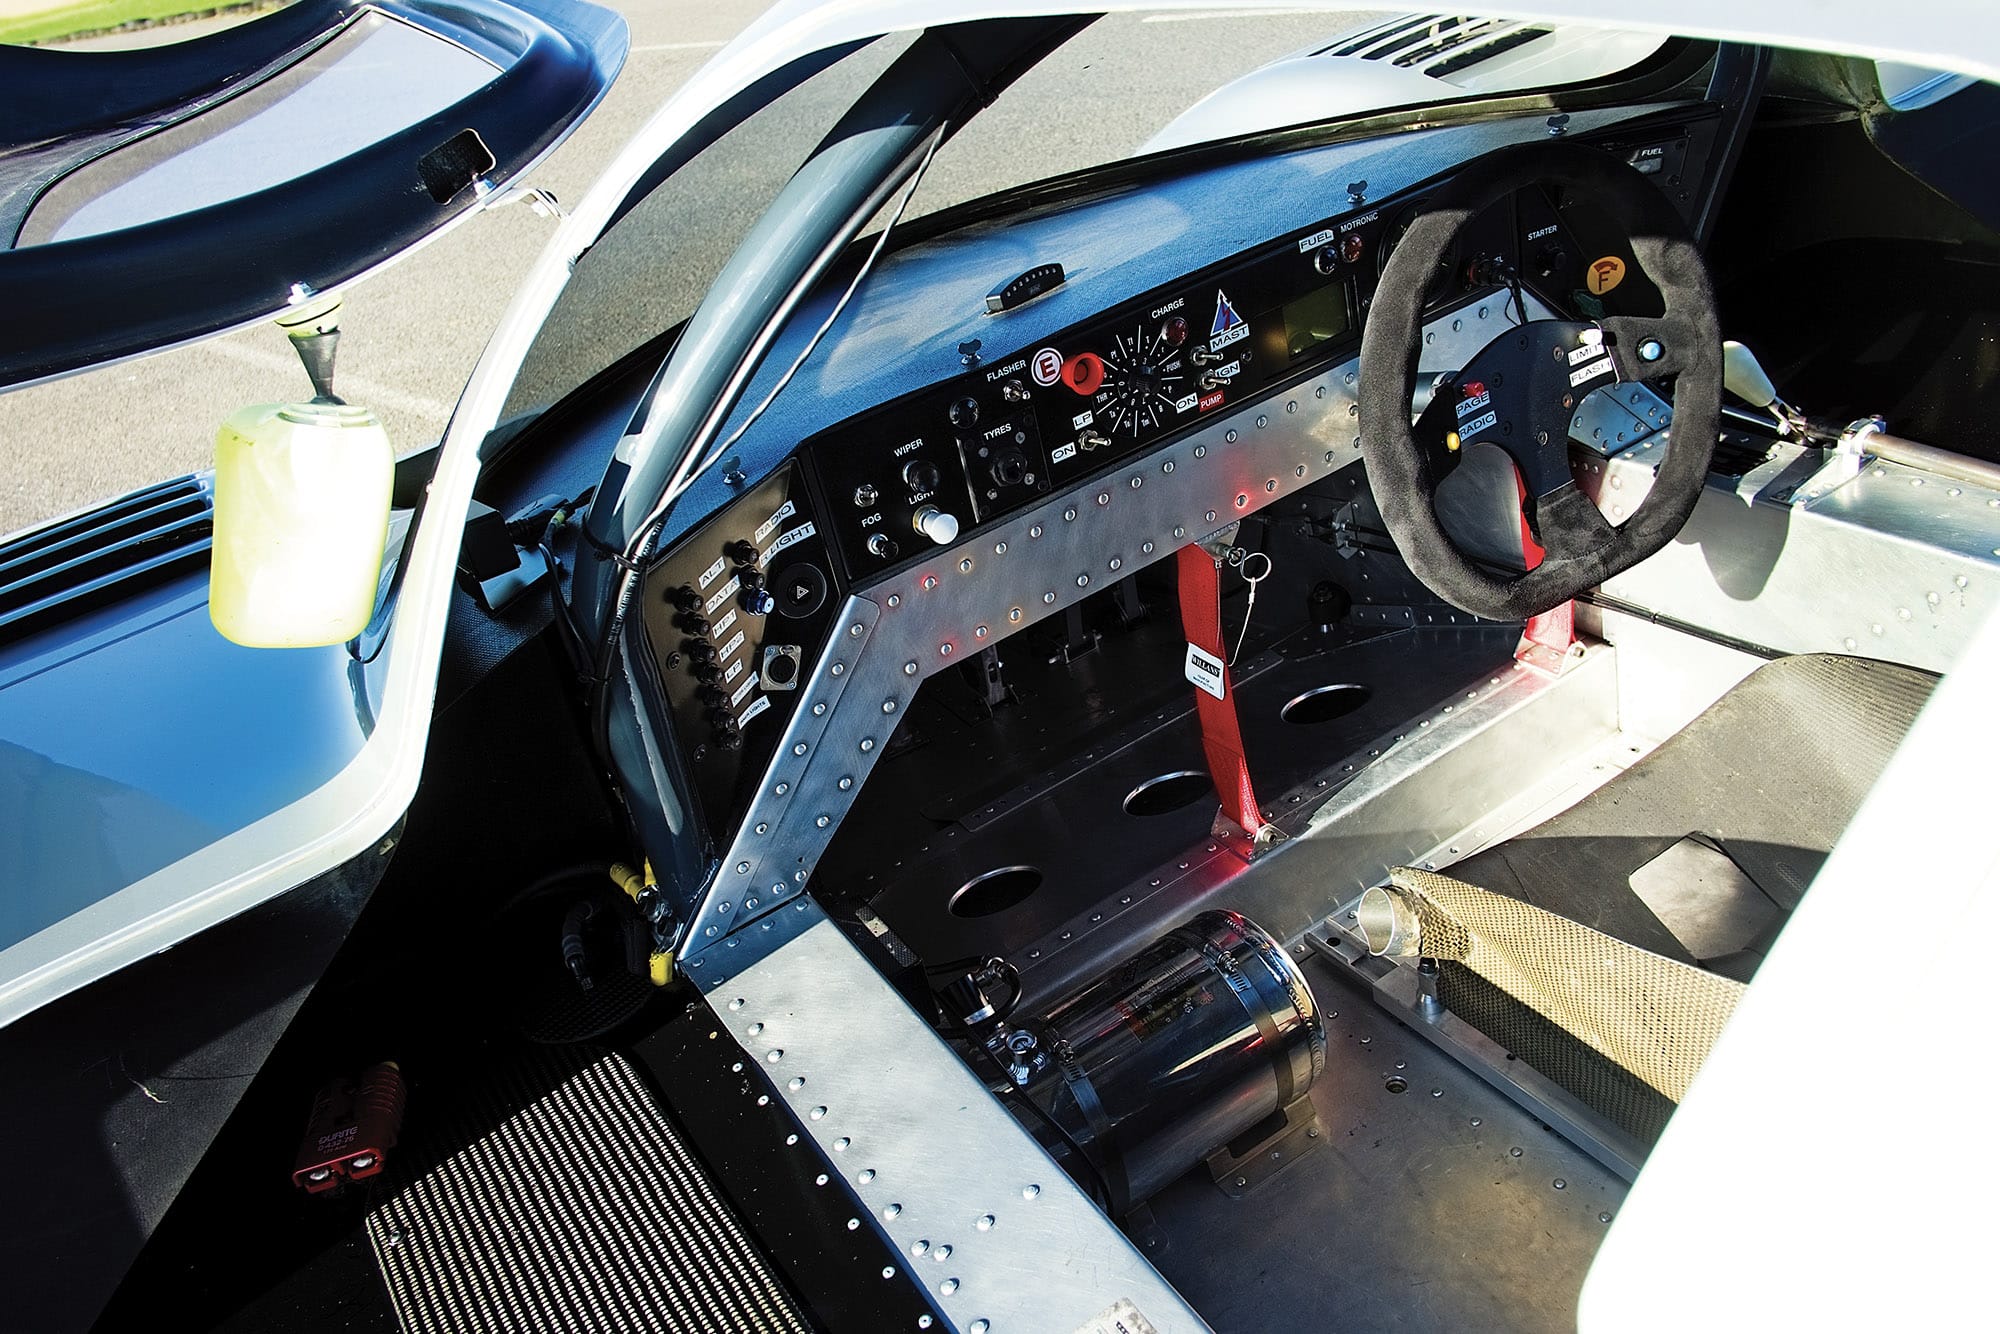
<box><xmin>660</xmin><ymin>103</ymin><xmax>1679</xmax><ymax>546</ymax></box>
<box><xmin>0</xmin><ymin>573</ymin><xmax>380</xmax><ymax>952</ymax></box>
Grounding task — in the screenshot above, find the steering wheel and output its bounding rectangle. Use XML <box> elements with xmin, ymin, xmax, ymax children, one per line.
<box><xmin>1356</xmin><ymin>141</ymin><xmax>1722</xmax><ymax>621</ymax></box>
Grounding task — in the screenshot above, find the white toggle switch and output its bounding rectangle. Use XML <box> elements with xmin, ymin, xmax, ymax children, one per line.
<box><xmin>912</xmin><ymin>505</ymin><xmax>960</xmax><ymax>545</ymax></box>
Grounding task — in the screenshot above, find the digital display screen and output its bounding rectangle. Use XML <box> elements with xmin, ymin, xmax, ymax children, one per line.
<box><xmin>1279</xmin><ymin>282</ymin><xmax>1352</xmax><ymax>361</ymax></box>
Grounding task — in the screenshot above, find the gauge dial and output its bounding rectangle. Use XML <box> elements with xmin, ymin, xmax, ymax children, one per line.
<box><xmin>1098</xmin><ymin>321</ymin><xmax>1190</xmax><ymax>439</ymax></box>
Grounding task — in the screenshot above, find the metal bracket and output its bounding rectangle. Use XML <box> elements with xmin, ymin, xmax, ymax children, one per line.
<box><xmin>1205</xmin><ymin>1095</ymin><xmax>1321</xmax><ymax>1198</ymax></box>
<box><xmin>1789</xmin><ymin>421</ymin><xmax>1872</xmax><ymax>505</ymax></box>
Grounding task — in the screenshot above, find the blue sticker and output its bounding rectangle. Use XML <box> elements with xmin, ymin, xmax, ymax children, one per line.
<box><xmin>1211</xmin><ymin>289</ymin><xmax>1244</xmax><ymax>338</ymax></box>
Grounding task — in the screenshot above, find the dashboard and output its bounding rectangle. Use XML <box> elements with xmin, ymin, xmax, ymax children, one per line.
<box><xmin>638</xmin><ymin>107</ymin><xmax>1722</xmax><ymax>853</ymax></box>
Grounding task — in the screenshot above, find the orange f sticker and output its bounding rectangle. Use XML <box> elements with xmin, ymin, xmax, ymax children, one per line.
<box><xmin>1586</xmin><ymin>255</ymin><xmax>1626</xmax><ymax>295</ymax></box>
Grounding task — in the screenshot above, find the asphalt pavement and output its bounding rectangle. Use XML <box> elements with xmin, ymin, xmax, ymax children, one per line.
<box><xmin>1</xmin><ymin>3</ymin><xmax>1383</xmax><ymax>536</ymax></box>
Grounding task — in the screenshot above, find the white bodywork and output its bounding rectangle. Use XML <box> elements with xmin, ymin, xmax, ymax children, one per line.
<box><xmin>10</xmin><ymin>0</ymin><xmax>2000</xmax><ymax>1324</ymax></box>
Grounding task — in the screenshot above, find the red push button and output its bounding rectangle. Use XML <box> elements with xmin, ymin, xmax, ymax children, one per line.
<box><xmin>1063</xmin><ymin>352</ymin><xmax>1106</xmax><ymax>396</ymax></box>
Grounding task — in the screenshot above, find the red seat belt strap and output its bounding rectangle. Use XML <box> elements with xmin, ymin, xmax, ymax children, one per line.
<box><xmin>1176</xmin><ymin>544</ymin><xmax>1263</xmax><ymax>837</ymax></box>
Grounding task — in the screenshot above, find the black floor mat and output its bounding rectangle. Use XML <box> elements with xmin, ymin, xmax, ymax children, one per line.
<box><xmin>366</xmin><ymin>1047</ymin><xmax>807</xmax><ymax>1334</ymax></box>
<box><xmin>1441</xmin><ymin>653</ymin><xmax>1936</xmax><ymax>1143</ymax></box>
<box><xmin>1448</xmin><ymin>653</ymin><xmax>1935</xmax><ymax>960</ymax></box>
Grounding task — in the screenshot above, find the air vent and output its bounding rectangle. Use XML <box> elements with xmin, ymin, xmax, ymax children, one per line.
<box><xmin>1324</xmin><ymin>14</ymin><xmax>1445</xmax><ymax>60</ymax></box>
<box><xmin>0</xmin><ymin>474</ymin><xmax>213</xmax><ymax>640</ymax></box>
<box><xmin>1389</xmin><ymin>17</ymin><xmax>1519</xmax><ymax>68</ymax></box>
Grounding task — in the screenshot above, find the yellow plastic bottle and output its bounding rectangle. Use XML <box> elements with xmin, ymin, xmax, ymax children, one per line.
<box><xmin>209</xmin><ymin>399</ymin><xmax>394</xmax><ymax>647</ymax></box>
<box><xmin>208</xmin><ymin>292</ymin><xmax>396</xmax><ymax>648</ymax></box>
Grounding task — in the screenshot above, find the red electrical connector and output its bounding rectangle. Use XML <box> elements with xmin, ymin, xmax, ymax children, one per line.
<box><xmin>292</xmin><ymin>1061</ymin><xmax>406</xmax><ymax>1194</ymax></box>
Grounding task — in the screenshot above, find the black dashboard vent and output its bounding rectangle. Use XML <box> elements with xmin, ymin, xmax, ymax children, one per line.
<box><xmin>0</xmin><ymin>474</ymin><xmax>213</xmax><ymax>641</ymax></box>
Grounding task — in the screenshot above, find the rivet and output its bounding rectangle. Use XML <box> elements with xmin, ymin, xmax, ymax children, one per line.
<box><xmin>1256</xmin><ymin>414</ymin><xmax>1268</xmax><ymax>429</ymax></box>
<box><xmin>1023</xmin><ymin>1184</ymin><xmax>1041</xmax><ymax>1199</ymax></box>
<box><xmin>911</xmin><ymin>1239</ymin><xmax>930</xmax><ymax>1257</ymax></box>
<box><xmin>1064</xmin><ymin>508</ymin><xmax>1078</xmax><ymax>522</ymax></box>
<box><xmin>736</xmin><ymin>861</ymin><xmax>750</xmax><ymax>874</ymax></box>
<box><xmin>847</xmin><ymin>1218</ymin><xmax>860</xmax><ymax>1231</ymax></box>
<box><xmin>922</xmin><ymin>575</ymin><xmax>938</xmax><ymax>591</ymax></box>
<box><xmin>1174</xmin><ymin>525</ymin><xmax>1187</xmax><ymax>538</ymax></box>
<box><xmin>1163</xmin><ymin>460</ymin><xmax>1176</xmax><ymax>474</ymax></box>
<box><xmin>1296</xmin><ymin>465</ymin><xmax>1307</xmax><ymax>477</ymax></box>
<box><xmin>1076</xmin><ymin>574</ymin><xmax>1090</xmax><ymax>588</ymax></box>
<box><xmin>775</xmin><ymin>782</ymin><xmax>790</xmax><ymax>795</ymax></box>
<box><xmin>1009</xmin><ymin>607</ymin><xmax>1024</xmax><ymax>621</ymax></box>
<box><xmin>1097</xmin><ymin>492</ymin><xmax>1110</xmax><ymax>507</ymax></box>
<box><xmin>859</xmin><ymin>1169</ymin><xmax>876</xmax><ymax>1184</ymax></box>
<box><xmin>995</xmin><ymin>540</ymin><xmax>1008</xmax><ymax>555</ymax></box>
<box><xmin>886</xmin><ymin>595</ymin><xmax>900</xmax><ymax>608</ymax></box>
<box><xmin>933</xmin><ymin>1244</ymin><xmax>952</xmax><ymax>1261</ymax></box>
<box><xmin>1142</xmin><ymin>541</ymin><xmax>1155</xmax><ymax>554</ymax></box>
<box><xmin>728</xmin><ymin>998</ymin><xmax>744</xmax><ymax>1011</ymax></box>
<box><xmin>1553</xmin><ymin>1178</ymin><xmax>1568</xmax><ymax>1190</ymax></box>
<box><xmin>975</xmin><ymin>1214</ymin><xmax>995</xmax><ymax>1231</ymax></box>
<box><xmin>849</xmin><ymin>623</ymin><xmax>865</xmax><ymax>638</ymax></box>
<box><xmin>1236</xmin><ymin>493</ymin><xmax>1250</xmax><ymax>508</ymax></box>
<box><xmin>810</xmin><ymin>1105</ymin><xmax>828</xmax><ymax>1120</ymax></box>
<box><xmin>788</xmin><ymin>1075</ymin><xmax>804</xmax><ymax>1089</ymax></box>
<box><xmin>883</xmin><ymin>1267</ymin><xmax>896</xmax><ymax>1279</ymax></box>
<box><xmin>838</xmin><ymin>776</ymin><xmax>854</xmax><ymax>790</ymax></box>
<box><xmin>971</xmin><ymin>1322</ymin><xmax>990</xmax><ymax>1334</ymax></box>
<box><xmin>815</xmin><ymin>815</ymin><xmax>830</xmax><ymax>828</ymax></box>
<box><xmin>883</xmin><ymin>699</ymin><xmax>898</xmax><ymax>713</ymax></box>
<box><xmin>860</xmin><ymin>738</ymin><xmax>876</xmax><ymax>752</ymax></box>
<box><xmin>765</xmin><ymin>1048</ymin><xmax>782</xmax><ymax>1062</ymax></box>
<box><xmin>793</xmin><ymin>742</ymin><xmax>808</xmax><ymax>756</ymax></box>
<box><xmin>1206</xmin><ymin>510</ymin><xmax>1218</xmax><ymax>522</ymax></box>
<box><xmin>940</xmin><ymin>1278</ymin><xmax>959</xmax><ymax>1295</ymax></box>
<box><xmin>959</xmin><ymin>558</ymin><xmax>974</xmax><ymax>573</ymax></box>
<box><xmin>1130</xmin><ymin>475</ymin><xmax>1143</xmax><ymax>489</ymax></box>
<box><xmin>975</xmin><ymin>624</ymin><xmax>990</xmax><ymax>639</ymax></box>
<box><xmin>1265</xmin><ymin>479</ymin><xmax>1277</xmax><ymax>492</ymax></box>
<box><xmin>905</xmin><ymin>661</ymin><xmax>919</xmax><ymax>675</ymax></box>
<box><xmin>1043</xmin><ymin>591</ymin><xmax>1057</xmax><ymax>604</ymax></box>
<box><xmin>811</xmin><ymin>703</ymin><xmax>826</xmax><ymax>717</ymax></box>
<box><xmin>834</xmin><ymin>1137</ymin><xmax>851</xmax><ymax>1151</ymax></box>
<box><xmin>1030</xmin><ymin>524</ymin><xmax>1044</xmax><ymax>538</ymax></box>
<box><xmin>1109</xmin><ymin>557</ymin><xmax>1123</xmax><ymax>571</ymax></box>
<box><xmin>831</xmin><ymin>663</ymin><xmax>845</xmax><ymax>676</ymax></box>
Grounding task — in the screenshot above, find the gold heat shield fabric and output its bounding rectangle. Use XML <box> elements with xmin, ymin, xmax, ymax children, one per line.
<box><xmin>1387</xmin><ymin>867</ymin><xmax>1745</xmax><ymax>1102</ymax></box>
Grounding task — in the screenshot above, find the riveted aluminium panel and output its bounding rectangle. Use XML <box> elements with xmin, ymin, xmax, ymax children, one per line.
<box><xmin>687</xmin><ymin>293</ymin><xmax>1538</xmax><ymax>955</ymax></box>
<box><xmin>688</xmin><ymin>900</ymin><xmax>1211</xmax><ymax>1334</ymax></box>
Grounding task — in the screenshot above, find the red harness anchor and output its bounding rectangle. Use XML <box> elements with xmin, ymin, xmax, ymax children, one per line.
<box><xmin>1176</xmin><ymin>543</ymin><xmax>1265</xmax><ymax>841</ymax></box>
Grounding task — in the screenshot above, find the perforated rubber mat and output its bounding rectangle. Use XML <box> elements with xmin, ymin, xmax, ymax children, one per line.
<box><xmin>366</xmin><ymin>1049</ymin><xmax>807</xmax><ymax>1334</ymax></box>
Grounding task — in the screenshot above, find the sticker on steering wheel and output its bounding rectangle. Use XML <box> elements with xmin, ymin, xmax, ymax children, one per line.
<box><xmin>1586</xmin><ymin>255</ymin><xmax>1626</xmax><ymax>295</ymax></box>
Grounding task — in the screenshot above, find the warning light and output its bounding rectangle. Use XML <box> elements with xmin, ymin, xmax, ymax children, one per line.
<box><xmin>1446</xmin><ymin>431</ymin><xmax>1462</xmax><ymax>452</ymax></box>
<box><xmin>1163</xmin><ymin>316</ymin><xmax>1189</xmax><ymax>347</ymax></box>
<box><xmin>1339</xmin><ymin>233</ymin><xmax>1366</xmax><ymax>266</ymax></box>
<box><xmin>1461</xmin><ymin>381</ymin><xmax>1486</xmax><ymax>399</ymax></box>
<box><xmin>1063</xmin><ymin>352</ymin><xmax>1106</xmax><ymax>396</ymax></box>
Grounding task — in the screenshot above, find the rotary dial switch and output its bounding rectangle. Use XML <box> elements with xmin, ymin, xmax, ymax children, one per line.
<box><xmin>1098</xmin><ymin>320</ymin><xmax>1191</xmax><ymax>438</ymax></box>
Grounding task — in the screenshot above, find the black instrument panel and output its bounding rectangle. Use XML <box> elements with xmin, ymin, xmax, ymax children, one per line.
<box><xmin>801</xmin><ymin>119</ymin><xmax>1709</xmax><ymax>585</ymax></box>
<box><xmin>638</xmin><ymin>463</ymin><xmax>838</xmax><ymax>835</ymax></box>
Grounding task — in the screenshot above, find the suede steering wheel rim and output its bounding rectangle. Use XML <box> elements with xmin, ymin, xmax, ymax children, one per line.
<box><xmin>1356</xmin><ymin>141</ymin><xmax>1722</xmax><ymax>621</ymax></box>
